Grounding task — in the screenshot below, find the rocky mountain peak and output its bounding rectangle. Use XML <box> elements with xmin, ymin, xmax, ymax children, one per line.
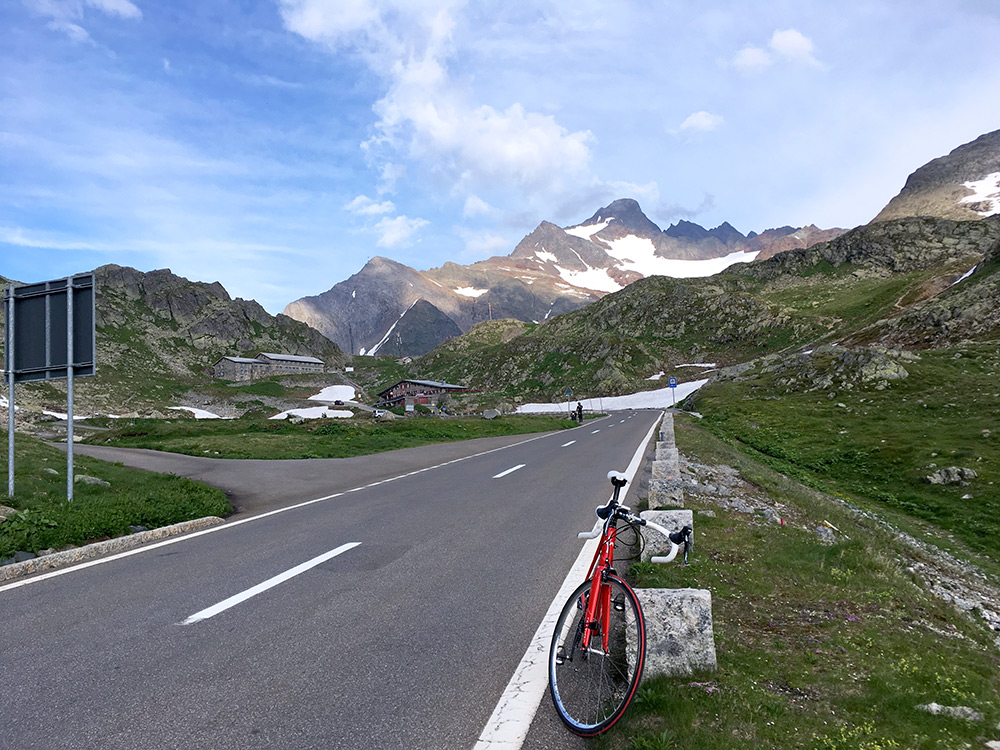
<box><xmin>873</xmin><ymin>128</ymin><xmax>1000</xmax><ymax>223</ymax></box>
<box><xmin>582</xmin><ymin>198</ymin><xmax>663</xmax><ymax>237</ymax></box>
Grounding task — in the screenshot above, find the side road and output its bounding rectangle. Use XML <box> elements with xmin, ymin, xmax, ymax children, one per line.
<box><xmin>68</xmin><ymin>430</ymin><xmax>584</xmax><ymax>518</ymax></box>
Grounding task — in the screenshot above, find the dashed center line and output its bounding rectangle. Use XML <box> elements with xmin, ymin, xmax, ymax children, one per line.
<box><xmin>561</xmin><ymin>440</ymin><xmax>576</xmax><ymax>447</ymax></box>
<box><xmin>591</xmin><ymin>429</ymin><xmax>600</xmax><ymax>434</ymax></box>
<box><xmin>181</xmin><ymin>542</ymin><xmax>361</xmax><ymax>625</ymax></box>
<box><xmin>492</xmin><ymin>464</ymin><xmax>526</xmax><ymax>479</ymax></box>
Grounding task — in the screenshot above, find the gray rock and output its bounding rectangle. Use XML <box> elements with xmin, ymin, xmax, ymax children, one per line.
<box><xmin>634</xmin><ymin>588</ymin><xmax>717</xmax><ymax>678</ymax></box>
<box><xmin>13</xmin><ymin>550</ymin><xmax>36</xmax><ymax>563</ymax></box>
<box><xmin>761</xmin><ymin>508</ymin><xmax>783</xmax><ymax>524</ymax></box>
<box><xmin>75</xmin><ymin>475</ymin><xmax>111</xmax><ymax>487</ymax></box>
<box><xmin>697</xmin><ymin>510</ymin><xmax>716</xmax><ymax>518</ymax></box>
<box><xmin>923</xmin><ymin>467</ymin><xmax>977</xmax><ymax>485</ymax></box>
<box><xmin>43</xmin><ymin>467</ymin><xmax>59</xmax><ymax>475</ymax></box>
<box><xmin>815</xmin><ymin>526</ymin><xmax>836</xmax><ymax>545</ymax></box>
<box><xmin>916</xmin><ymin>702</ymin><xmax>983</xmax><ymax>722</ymax></box>
<box><xmin>0</xmin><ymin>505</ymin><xmax>17</xmax><ymax>520</ymax></box>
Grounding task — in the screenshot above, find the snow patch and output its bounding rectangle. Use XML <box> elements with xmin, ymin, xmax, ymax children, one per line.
<box><xmin>43</xmin><ymin>410</ymin><xmax>90</xmax><ymax>421</ymax></box>
<box><xmin>605</xmin><ymin>235</ymin><xmax>759</xmax><ymax>278</ymax></box>
<box><xmin>950</xmin><ymin>264</ymin><xmax>978</xmax><ymax>287</ymax></box>
<box><xmin>168</xmin><ymin>406</ymin><xmax>225</xmax><ymax>419</ymax></box>
<box><xmin>534</xmin><ymin>249</ymin><xmax>558</xmax><ymax>264</ymax></box>
<box><xmin>516</xmin><ymin>379</ymin><xmax>710</xmax><ymax>413</ymax></box>
<box><xmin>959</xmin><ymin>172</ymin><xmax>1000</xmax><ymax>216</ymax></box>
<box><xmin>369</xmin><ymin>300</ymin><xmax>417</xmax><ymax>355</ymax></box>
<box><xmin>454</xmin><ymin>286</ymin><xmax>489</xmax><ymax>298</ymax></box>
<box><xmin>308</xmin><ymin>385</ymin><xmax>356</xmax><ymax>402</ymax></box>
<box><xmin>564</xmin><ymin>220</ymin><xmax>611</xmax><ymax>240</ymax></box>
<box><xmin>270</xmin><ymin>407</ymin><xmax>353</xmax><ymax>420</ymax></box>
<box><xmin>554</xmin><ymin>264</ymin><xmax>622</xmax><ymax>293</ymax></box>
<box><xmin>647</xmin><ymin>371</ymin><xmax>664</xmax><ymax>380</ymax></box>
<box><xmin>675</xmin><ymin>362</ymin><xmax>718</xmax><ymax>368</ymax></box>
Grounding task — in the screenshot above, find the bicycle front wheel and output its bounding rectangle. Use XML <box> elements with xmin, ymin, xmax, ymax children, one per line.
<box><xmin>548</xmin><ymin>575</ymin><xmax>645</xmax><ymax>736</ymax></box>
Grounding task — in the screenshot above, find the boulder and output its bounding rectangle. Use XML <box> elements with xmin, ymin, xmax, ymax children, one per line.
<box><xmin>923</xmin><ymin>467</ymin><xmax>977</xmax><ymax>485</ymax></box>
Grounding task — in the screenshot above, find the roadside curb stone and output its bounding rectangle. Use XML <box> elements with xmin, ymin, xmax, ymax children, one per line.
<box><xmin>635</xmin><ymin>588</ymin><xmax>718</xmax><ymax>678</ymax></box>
<box><xmin>0</xmin><ymin>516</ymin><xmax>225</xmax><ymax>583</ymax></box>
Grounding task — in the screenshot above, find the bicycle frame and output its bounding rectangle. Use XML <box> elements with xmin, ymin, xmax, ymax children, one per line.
<box><xmin>579</xmin><ymin>519</ymin><xmax>619</xmax><ymax>653</ymax></box>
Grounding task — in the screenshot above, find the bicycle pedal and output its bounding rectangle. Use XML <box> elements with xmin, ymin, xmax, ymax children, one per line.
<box><xmin>613</xmin><ymin>600</ymin><xmax>625</xmax><ymax>612</ymax></box>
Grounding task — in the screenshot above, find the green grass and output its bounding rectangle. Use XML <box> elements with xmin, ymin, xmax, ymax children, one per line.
<box><xmin>85</xmin><ymin>413</ymin><xmax>577</xmax><ymax>459</ymax></box>
<box><xmin>0</xmin><ymin>431</ymin><xmax>230</xmax><ymax>559</ymax></box>
<box><xmin>688</xmin><ymin>344</ymin><xmax>1000</xmax><ymax>565</ymax></box>
<box><xmin>600</xmin><ymin>417</ymin><xmax>1000</xmax><ymax>749</ymax></box>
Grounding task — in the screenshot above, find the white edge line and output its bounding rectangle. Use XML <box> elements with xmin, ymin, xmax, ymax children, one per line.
<box><xmin>181</xmin><ymin>542</ymin><xmax>360</xmax><ymax>625</ymax></box>
<box><xmin>0</xmin><ymin>429</ymin><xmax>561</xmax><ymax>594</ymax></box>
<box><xmin>473</xmin><ymin>411</ymin><xmax>662</xmax><ymax>749</ymax></box>
<box><xmin>492</xmin><ymin>464</ymin><xmax>526</xmax><ymax>479</ymax></box>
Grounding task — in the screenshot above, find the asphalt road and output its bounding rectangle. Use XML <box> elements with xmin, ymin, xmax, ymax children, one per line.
<box><xmin>2</xmin><ymin>411</ymin><xmax>660</xmax><ymax>749</ymax></box>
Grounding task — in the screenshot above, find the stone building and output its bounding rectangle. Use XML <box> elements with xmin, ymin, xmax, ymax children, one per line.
<box><xmin>212</xmin><ymin>352</ymin><xmax>325</xmax><ymax>381</ymax></box>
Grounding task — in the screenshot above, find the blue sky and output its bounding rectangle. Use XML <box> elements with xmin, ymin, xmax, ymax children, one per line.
<box><xmin>2</xmin><ymin>0</ymin><xmax>999</xmax><ymax>313</ymax></box>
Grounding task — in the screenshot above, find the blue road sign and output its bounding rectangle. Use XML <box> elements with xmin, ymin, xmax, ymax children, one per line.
<box><xmin>668</xmin><ymin>377</ymin><xmax>677</xmax><ymax>388</ymax></box>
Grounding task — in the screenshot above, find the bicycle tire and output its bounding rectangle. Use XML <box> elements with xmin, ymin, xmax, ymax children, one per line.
<box><xmin>548</xmin><ymin>575</ymin><xmax>645</xmax><ymax>736</ymax></box>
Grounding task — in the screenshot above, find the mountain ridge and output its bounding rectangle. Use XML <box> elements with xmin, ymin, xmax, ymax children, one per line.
<box><xmin>284</xmin><ymin>199</ymin><xmax>843</xmax><ymax>356</ymax></box>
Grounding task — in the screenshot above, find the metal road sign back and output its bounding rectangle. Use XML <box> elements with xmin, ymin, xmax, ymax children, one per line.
<box><xmin>5</xmin><ymin>273</ymin><xmax>96</xmax><ymax>501</ymax></box>
<box><xmin>4</xmin><ymin>273</ymin><xmax>95</xmax><ymax>383</ymax></box>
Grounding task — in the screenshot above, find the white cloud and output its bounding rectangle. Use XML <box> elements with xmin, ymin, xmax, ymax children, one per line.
<box><xmin>458</xmin><ymin>229</ymin><xmax>509</xmax><ymax>258</ymax></box>
<box><xmin>345</xmin><ymin>194</ymin><xmax>395</xmax><ymax>215</ymax></box>
<box><xmin>733</xmin><ymin>29</ymin><xmax>822</xmax><ymax>74</ymax></box>
<box><xmin>733</xmin><ymin>45</ymin><xmax>772</xmax><ymax>74</ymax></box>
<box><xmin>85</xmin><ymin>0</ymin><xmax>142</xmax><ymax>20</ymax></box>
<box><xmin>375</xmin><ymin>215</ymin><xmax>428</xmax><ymax>247</ymax></box>
<box><xmin>678</xmin><ymin>111</ymin><xmax>724</xmax><ymax>133</ymax></box>
<box><xmin>27</xmin><ymin>0</ymin><xmax>142</xmax><ymax>41</ymax></box>
<box><xmin>769</xmin><ymin>29</ymin><xmax>820</xmax><ymax>67</ymax></box>
<box><xmin>463</xmin><ymin>194</ymin><xmax>492</xmax><ymax>217</ymax></box>
<box><xmin>281</xmin><ymin>0</ymin><xmax>594</xmax><ymax>201</ymax></box>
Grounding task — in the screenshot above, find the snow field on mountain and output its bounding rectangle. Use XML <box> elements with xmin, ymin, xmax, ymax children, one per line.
<box><xmin>515</xmin><ymin>378</ymin><xmax>710</xmax><ymax>413</ymax></box>
<box><xmin>960</xmin><ymin>172</ymin><xmax>1000</xmax><ymax>216</ymax></box>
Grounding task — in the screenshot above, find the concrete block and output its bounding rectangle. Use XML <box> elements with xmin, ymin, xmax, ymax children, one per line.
<box><xmin>639</xmin><ymin>509</ymin><xmax>693</xmax><ymax>561</ymax></box>
<box><xmin>648</xmin><ymin>478</ymin><xmax>684</xmax><ymax>508</ymax></box>
<box><xmin>635</xmin><ymin>588</ymin><xmax>717</xmax><ymax>678</ymax></box>
<box><xmin>651</xmin><ymin>459</ymin><xmax>679</xmax><ymax>481</ymax></box>
<box><xmin>655</xmin><ymin>442</ymin><xmax>679</xmax><ymax>462</ymax></box>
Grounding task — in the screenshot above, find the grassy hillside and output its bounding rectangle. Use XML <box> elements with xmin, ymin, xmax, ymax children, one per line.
<box><xmin>605</xmin><ymin>417</ymin><xmax>1000</xmax><ymax>750</ymax></box>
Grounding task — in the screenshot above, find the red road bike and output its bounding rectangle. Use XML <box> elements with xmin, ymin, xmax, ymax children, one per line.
<box><xmin>548</xmin><ymin>471</ymin><xmax>692</xmax><ymax>736</ymax></box>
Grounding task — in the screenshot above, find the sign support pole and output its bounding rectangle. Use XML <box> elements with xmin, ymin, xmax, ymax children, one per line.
<box><xmin>6</xmin><ymin>287</ymin><xmax>14</xmax><ymax>499</ymax></box>
<box><xmin>66</xmin><ymin>278</ymin><xmax>74</xmax><ymax>502</ymax></box>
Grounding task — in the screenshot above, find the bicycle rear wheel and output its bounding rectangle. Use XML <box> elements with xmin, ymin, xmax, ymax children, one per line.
<box><xmin>548</xmin><ymin>575</ymin><xmax>645</xmax><ymax>736</ymax></box>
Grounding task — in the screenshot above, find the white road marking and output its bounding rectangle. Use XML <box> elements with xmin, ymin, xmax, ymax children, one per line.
<box><xmin>591</xmin><ymin>429</ymin><xmax>600</xmax><ymax>434</ymax></box>
<box><xmin>475</xmin><ymin>411</ymin><xmax>662</xmax><ymax>749</ymax></box>
<box><xmin>492</xmin><ymin>464</ymin><xmax>526</xmax><ymax>479</ymax></box>
<box><xmin>181</xmin><ymin>542</ymin><xmax>360</xmax><ymax>625</ymax></box>
<box><xmin>0</xmin><ymin>430</ymin><xmax>560</xmax><ymax>594</ymax></box>
<box><xmin>561</xmin><ymin>441</ymin><xmax>576</xmax><ymax>447</ymax></box>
